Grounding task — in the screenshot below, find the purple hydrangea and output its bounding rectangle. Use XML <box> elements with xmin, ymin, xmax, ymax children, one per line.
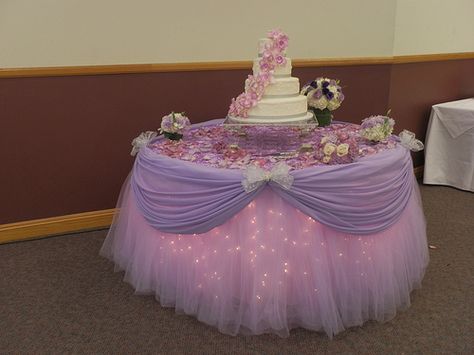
<box><xmin>160</xmin><ymin>112</ymin><xmax>191</xmax><ymax>134</ymax></box>
<box><xmin>361</xmin><ymin>115</ymin><xmax>386</xmax><ymax>129</ymax></box>
<box><xmin>360</xmin><ymin>115</ymin><xmax>395</xmax><ymax>142</ymax></box>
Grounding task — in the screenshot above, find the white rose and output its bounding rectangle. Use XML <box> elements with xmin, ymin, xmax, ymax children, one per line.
<box><xmin>322</xmin><ymin>155</ymin><xmax>331</xmax><ymax>163</ymax></box>
<box><xmin>327</xmin><ymin>100</ymin><xmax>340</xmax><ymax>111</ymax></box>
<box><xmin>300</xmin><ymin>84</ymin><xmax>311</xmax><ymax>95</ymax></box>
<box><xmin>375</xmin><ymin>131</ymin><xmax>386</xmax><ymax>141</ymax></box>
<box><xmin>384</xmin><ymin>125</ymin><xmax>394</xmax><ymax>136</ymax></box>
<box><xmin>336</xmin><ymin>143</ymin><xmax>349</xmax><ymax>156</ymax></box>
<box><xmin>306</xmin><ymin>92</ymin><xmax>317</xmax><ymax>107</ymax></box>
<box><xmin>310</xmin><ymin>96</ymin><xmax>328</xmax><ymax>110</ymax></box>
<box><xmin>306</xmin><ymin>89</ymin><xmax>317</xmax><ymax>100</ymax></box>
<box><xmin>363</xmin><ymin>128</ymin><xmax>385</xmax><ymax>141</ymax></box>
<box><xmin>323</xmin><ymin>143</ymin><xmax>337</xmax><ymax>156</ymax></box>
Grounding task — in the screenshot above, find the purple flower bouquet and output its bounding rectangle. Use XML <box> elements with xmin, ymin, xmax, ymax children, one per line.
<box><xmin>301</xmin><ymin>78</ymin><xmax>345</xmax><ymax>127</ymax></box>
<box><xmin>360</xmin><ymin>115</ymin><xmax>395</xmax><ymax>142</ymax></box>
<box><xmin>159</xmin><ymin>112</ymin><xmax>191</xmax><ymax>141</ymax></box>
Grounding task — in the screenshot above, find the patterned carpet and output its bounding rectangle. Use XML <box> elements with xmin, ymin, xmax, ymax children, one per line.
<box><xmin>0</xmin><ymin>184</ymin><xmax>473</xmax><ymax>354</ymax></box>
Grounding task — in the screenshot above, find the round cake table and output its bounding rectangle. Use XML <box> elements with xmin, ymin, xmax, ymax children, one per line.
<box><xmin>101</xmin><ymin>119</ymin><xmax>429</xmax><ymax>338</ymax></box>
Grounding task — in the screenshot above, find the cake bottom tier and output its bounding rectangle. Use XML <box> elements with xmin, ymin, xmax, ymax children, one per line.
<box><xmin>101</xmin><ymin>182</ymin><xmax>428</xmax><ymax>338</ymax></box>
<box><xmin>248</xmin><ymin>95</ymin><xmax>308</xmax><ymax>118</ymax></box>
<box><xmin>228</xmin><ymin>111</ymin><xmax>314</xmax><ymax>125</ymax></box>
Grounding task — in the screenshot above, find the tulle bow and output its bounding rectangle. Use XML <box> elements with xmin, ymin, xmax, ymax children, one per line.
<box><xmin>399</xmin><ymin>130</ymin><xmax>424</xmax><ymax>152</ymax></box>
<box><xmin>242</xmin><ymin>162</ymin><xmax>294</xmax><ymax>193</ymax></box>
<box><xmin>130</xmin><ymin>131</ymin><xmax>158</xmax><ymax>156</ymax></box>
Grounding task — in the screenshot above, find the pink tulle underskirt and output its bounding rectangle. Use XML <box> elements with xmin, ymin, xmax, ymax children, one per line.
<box><xmin>101</xmin><ymin>181</ymin><xmax>429</xmax><ymax>338</ymax></box>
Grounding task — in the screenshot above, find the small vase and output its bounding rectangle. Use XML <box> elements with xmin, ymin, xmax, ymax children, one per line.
<box><xmin>312</xmin><ymin>108</ymin><xmax>333</xmax><ymax>127</ymax></box>
<box><xmin>164</xmin><ymin>131</ymin><xmax>183</xmax><ymax>141</ymax></box>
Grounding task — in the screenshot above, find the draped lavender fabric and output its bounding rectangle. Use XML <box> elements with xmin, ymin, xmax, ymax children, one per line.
<box><xmin>131</xmin><ymin>124</ymin><xmax>415</xmax><ymax>235</ymax></box>
<box><xmin>273</xmin><ymin>146</ymin><xmax>413</xmax><ymax>234</ymax></box>
<box><xmin>131</xmin><ymin>148</ymin><xmax>264</xmax><ymax>234</ymax></box>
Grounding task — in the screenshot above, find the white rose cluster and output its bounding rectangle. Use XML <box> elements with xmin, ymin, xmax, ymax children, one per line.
<box><xmin>336</xmin><ymin>143</ymin><xmax>349</xmax><ymax>157</ymax></box>
<box><xmin>360</xmin><ymin>127</ymin><xmax>386</xmax><ymax>142</ymax></box>
<box><xmin>322</xmin><ymin>142</ymin><xmax>350</xmax><ymax>163</ymax></box>
<box><xmin>323</xmin><ymin>143</ymin><xmax>337</xmax><ymax>155</ymax></box>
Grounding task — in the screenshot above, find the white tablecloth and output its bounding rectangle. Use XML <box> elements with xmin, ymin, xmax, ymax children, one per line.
<box><xmin>424</xmin><ymin>98</ymin><xmax>474</xmax><ymax>191</ymax></box>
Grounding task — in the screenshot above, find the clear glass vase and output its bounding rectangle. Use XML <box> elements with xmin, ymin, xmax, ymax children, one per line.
<box><xmin>164</xmin><ymin>132</ymin><xmax>183</xmax><ymax>141</ymax></box>
<box><xmin>312</xmin><ymin>108</ymin><xmax>333</xmax><ymax>127</ymax></box>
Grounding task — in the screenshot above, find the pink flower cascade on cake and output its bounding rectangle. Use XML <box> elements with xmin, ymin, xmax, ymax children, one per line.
<box><xmin>228</xmin><ymin>30</ymin><xmax>289</xmax><ymax>118</ymax></box>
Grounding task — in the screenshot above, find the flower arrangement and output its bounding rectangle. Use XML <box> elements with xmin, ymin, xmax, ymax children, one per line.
<box><xmin>159</xmin><ymin>112</ymin><xmax>191</xmax><ymax>141</ymax></box>
<box><xmin>317</xmin><ymin>134</ymin><xmax>357</xmax><ymax>165</ymax></box>
<box><xmin>228</xmin><ymin>71</ymin><xmax>273</xmax><ymax>118</ymax></box>
<box><xmin>228</xmin><ymin>29</ymin><xmax>289</xmax><ymax>118</ymax></box>
<box><xmin>301</xmin><ymin>78</ymin><xmax>345</xmax><ymax>127</ymax></box>
<box><xmin>360</xmin><ymin>115</ymin><xmax>395</xmax><ymax>142</ymax></box>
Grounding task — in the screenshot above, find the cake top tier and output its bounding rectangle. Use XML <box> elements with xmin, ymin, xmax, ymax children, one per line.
<box><xmin>257</xmin><ymin>30</ymin><xmax>289</xmax><ymax>56</ymax></box>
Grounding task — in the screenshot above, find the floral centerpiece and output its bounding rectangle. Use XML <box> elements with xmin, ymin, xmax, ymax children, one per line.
<box><xmin>301</xmin><ymin>78</ymin><xmax>345</xmax><ymax>127</ymax></box>
<box><xmin>360</xmin><ymin>114</ymin><xmax>395</xmax><ymax>142</ymax></box>
<box><xmin>159</xmin><ymin>112</ymin><xmax>191</xmax><ymax>141</ymax></box>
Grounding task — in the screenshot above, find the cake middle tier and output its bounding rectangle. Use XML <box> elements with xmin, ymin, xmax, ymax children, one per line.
<box><xmin>247</xmin><ymin>95</ymin><xmax>308</xmax><ymax>117</ymax></box>
<box><xmin>253</xmin><ymin>57</ymin><xmax>292</xmax><ymax>77</ymax></box>
<box><xmin>246</xmin><ymin>76</ymin><xmax>300</xmax><ymax>97</ymax></box>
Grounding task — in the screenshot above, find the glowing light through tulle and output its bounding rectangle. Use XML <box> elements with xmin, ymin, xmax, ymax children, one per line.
<box><xmin>101</xmin><ymin>181</ymin><xmax>429</xmax><ymax>338</ymax></box>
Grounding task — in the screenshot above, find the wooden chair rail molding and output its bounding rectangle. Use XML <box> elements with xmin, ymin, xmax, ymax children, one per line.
<box><xmin>1</xmin><ymin>52</ymin><xmax>473</xmax><ymax>78</ymax></box>
<box><xmin>0</xmin><ymin>167</ymin><xmax>425</xmax><ymax>244</ymax></box>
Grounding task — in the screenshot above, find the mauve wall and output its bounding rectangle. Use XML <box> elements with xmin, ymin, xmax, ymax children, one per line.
<box><xmin>1</xmin><ymin>59</ymin><xmax>473</xmax><ymax>224</ymax></box>
<box><xmin>388</xmin><ymin>59</ymin><xmax>474</xmax><ymax>166</ymax></box>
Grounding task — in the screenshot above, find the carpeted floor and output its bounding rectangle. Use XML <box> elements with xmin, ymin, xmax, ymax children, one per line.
<box><xmin>1</xmin><ymin>184</ymin><xmax>473</xmax><ymax>354</ymax></box>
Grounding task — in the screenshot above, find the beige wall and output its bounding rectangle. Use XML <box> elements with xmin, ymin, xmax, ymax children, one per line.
<box><xmin>393</xmin><ymin>0</ymin><xmax>474</xmax><ymax>55</ymax></box>
<box><xmin>1</xmin><ymin>0</ymin><xmax>473</xmax><ymax>68</ymax></box>
<box><xmin>1</xmin><ymin>0</ymin><xmax>396</xmax><ymax>68</ymax></box>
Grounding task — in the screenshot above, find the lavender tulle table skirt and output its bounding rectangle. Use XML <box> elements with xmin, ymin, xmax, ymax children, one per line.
<box><xmin>101</xmin><ymin>175</ymin><xmax>428</xmax><ymax>338</ymax></box>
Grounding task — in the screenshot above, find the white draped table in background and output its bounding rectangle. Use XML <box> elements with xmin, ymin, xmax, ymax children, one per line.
<box><xmin>424</xmin><ymin>98</ymin><xmax>474</xmax><ymax>191</ymax></box>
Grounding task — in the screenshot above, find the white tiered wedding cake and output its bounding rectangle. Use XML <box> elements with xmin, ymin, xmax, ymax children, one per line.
<box><xmin>227</xmin><ymin>30</ymin><xmax>313</xmax><ymax>124</ymax></box>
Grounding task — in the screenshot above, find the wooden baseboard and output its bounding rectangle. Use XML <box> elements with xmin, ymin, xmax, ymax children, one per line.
<box><xmin>0</xmin><ymin>165</ymin><xmax>425</xmax><ymax>244</ymax></box>
<box><xmin>0</xmin><ymin>209</ymin><xmax>116</xmax><ymax>244</ymax></box>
